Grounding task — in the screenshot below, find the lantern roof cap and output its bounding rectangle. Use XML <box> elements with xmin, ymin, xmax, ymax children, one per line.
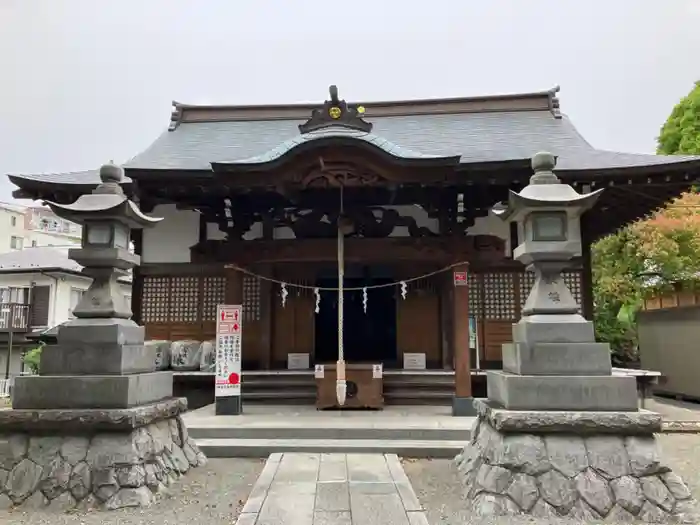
<box><xmin>492</xmin><ymin>151</ymin><xmax>603</xmax><ymax>221</ymax></box>
<box><xmin>44</xmin><ymin>163</ymin><xmax>162</xmax><ymax>228</ymax></box>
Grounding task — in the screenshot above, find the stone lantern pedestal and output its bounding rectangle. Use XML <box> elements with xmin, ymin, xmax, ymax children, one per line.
<box><xmin>456</xmin><ymin>153</ymin><xmax>697</xmax><ymax>522</ymax></box>
<box><xmin>0</xmin><ymin>164</ymin><xmax>205</xmax><ymax>512</ymax></box>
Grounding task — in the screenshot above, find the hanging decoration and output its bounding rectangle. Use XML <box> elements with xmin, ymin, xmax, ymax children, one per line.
<box><xmin>280</xmin><ymin>283</ymin><xmax>288</xmax><ymax>308</ymax></box>
<box><xmin>225</xmin><ymin>261</ymin><xmax>468</xmax><ymax>310</ymax></box>
<box><xmin>314</xmin><ymin>287</ymin><xmax>321</xmax><ymax>314</ymax></box>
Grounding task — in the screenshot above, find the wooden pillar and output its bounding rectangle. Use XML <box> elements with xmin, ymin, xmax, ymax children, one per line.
<box><xmin>580</xmin><ymin>215</ymin><xmax>595</xmax><ymax>321</ymax></box>
<box><xmin>225</xmin><ymin>267</ymin><xmax>244</xmax><ymax>305</ymax></box>
<box><xmin>440</xmin><ymin>273</ymin><xmax>454</xmax><ymax>370</ymax></box>
<box><xmin>258</xmin><ymin>264</ymin><xmax>273</xmax><ymax>370</ymax></box>
<box><xmin>452</xmin><ymin>263</ymin><xmax>474</xmax><ymax>416</ymax></box>
<box><xmin>131</xmin><ymin>229</ymin><xmax>143</xmax><ymax>325</ymax></box>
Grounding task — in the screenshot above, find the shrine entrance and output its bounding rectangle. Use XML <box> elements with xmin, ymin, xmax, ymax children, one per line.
<box><xmin>315</xmin><ymin>272</ymin><xmax>397</xmax><ymax>366</ymax></box>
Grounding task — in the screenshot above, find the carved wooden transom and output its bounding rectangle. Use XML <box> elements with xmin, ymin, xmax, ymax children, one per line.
<box><xmin>295</xmin><ymin>166</ymin><xmax>383</xmax><ymax>188</ymax></box>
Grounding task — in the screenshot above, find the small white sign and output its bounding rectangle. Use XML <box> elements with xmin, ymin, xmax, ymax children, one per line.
<box><xmin>287</xmin><ymin>353</ymin><xmax>310</xmax><ymax>370</ymax></box>
<box><xmin>314</xmin><ymin>364</ymin><xmax>325</xmax><ymax>378</ymax></box>
<box><xmin>372</xmin><ymin>363</ymin><xmax>383</xmax><ymax>379</ymax></box>
<box><xmin>403</xmin><ymin>353</ymin><xmax>426</xmax><ymax>370</ymax></box>
<box><xmin>215</xmin><ymin>304</ymin><xmax>243</xmax><ymax>398</ymax></box>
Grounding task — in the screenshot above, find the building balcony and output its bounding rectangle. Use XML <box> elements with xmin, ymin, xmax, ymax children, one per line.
<box><xmin>0</xmin><ymin>303</ymin><xmax>30</xmax><ymax>332</ymax></box>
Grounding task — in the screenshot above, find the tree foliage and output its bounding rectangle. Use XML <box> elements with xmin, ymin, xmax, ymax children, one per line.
<box><xmin>22</xmin><ymin>345</ymin><xmax>42</xmax><ymax>375</ymax></box>
<box><xmin>593</xmin><ymin>192</ymin><xmax>700</xmax><ymax>362</ymax></box>
<box><xmin>657</xmin><ymin>81</ymin><xmax>700</xmax><ymax>155</ymax></box>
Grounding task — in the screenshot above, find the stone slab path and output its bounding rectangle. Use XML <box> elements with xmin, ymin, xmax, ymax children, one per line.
<box><xmin>235</xmin><ymin>453</ymin><xmax>430</xmax><ymax>525</ymax></box>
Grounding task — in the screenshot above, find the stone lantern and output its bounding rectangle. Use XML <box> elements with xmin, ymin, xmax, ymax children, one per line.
<box><xmin>13</xmin><ymin>163</ymin><xmax>168</xmax><ymax>407</ymax></box>
<box><xmin>5</xmin><ymin>164</ymin><xmax>206</xmax><ymax>512</ymax></box>
<box><xmin>488</xmin><ymin>152</ymin><xmax>637</xmax><ymax>408</ymax></box>
<box><xmin>454</xmin><ymin>153</ymin><xmax>697</xmax><ymax>522</ymax></box>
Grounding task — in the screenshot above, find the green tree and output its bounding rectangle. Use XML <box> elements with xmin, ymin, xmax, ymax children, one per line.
<box><xmin>657</xmin><ymin>81</ymin><xmax>700</xmax><ymax>155</ymax></box>
<box><xmin>593</xmin><ymin>191</ymin><xmax>700</xmax><ymax>363</ymax></box>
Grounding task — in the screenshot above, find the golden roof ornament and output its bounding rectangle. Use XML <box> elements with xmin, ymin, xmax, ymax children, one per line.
<box><xmin>299</xmin><ymin>85</ymin><xmax>373</xmax><ymax>134</ymax></box>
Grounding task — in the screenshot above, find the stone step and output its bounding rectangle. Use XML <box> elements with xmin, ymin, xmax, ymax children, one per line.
<box><xmin>189</xmin><ymin>423</ymin><xmax>470</xmax><ymax>441</ymax></box>
<box><xmin>195</xmin><ymin>437</ymin><xmax>466</xmax><ymax>458</ymax></box>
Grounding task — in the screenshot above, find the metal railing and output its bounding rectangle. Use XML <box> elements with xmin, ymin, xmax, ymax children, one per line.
<box><xmin>0</xmin><ymin>303</ymin><xmax>30</xmax><ymax>331</ymax></box>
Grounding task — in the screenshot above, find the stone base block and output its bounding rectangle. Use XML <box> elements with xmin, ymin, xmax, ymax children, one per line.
<box><xmin>40</xmin><ymin>343</ymin><xmax>158</xmax><ymax>376</ymax></box>
<box><xmin>452</xmin><ymin>396</ymin><xmax>477</xmax><ymax>417</ymax></box>
<box><xmin>502</xmin><ymin>341</ymin><xmax>612</xmax><ymax>376</ymax></box>
<box><xmin>0</xmin><ymin>408</ymin><xmax>206</xmax><ymax>512</ymax></box>
<box><xmin>512</xmin><ymin>314</ymin><xmax>595</xmax><ymax>348</ymax></box>
<box><xmin>474</xmin><ymin>398</ymin><xmax>662</xmax><ymax>434</ymax></box>
<box><xmin>57</xmin><ymin>318</ymin><xmax>144</xmax><ymax>345</ymax></box>
<box><xmin>455</xmin><ymin>413</ymin><xmax>698</xmax><ymax>522</ymax></box>
<box><xmin>487</xmin><ymin>371</ymin><xmax>638</xmax><ymax>411</ymax></box>
<box><xmin>215</xmin><ymin>395</ymin><xmax>242</xmax><ymax>415</ymax></box>
<box><xmin>12</xmin><ymin>372</ymin><xmax>173</xmax><ymax>410</ymax></box>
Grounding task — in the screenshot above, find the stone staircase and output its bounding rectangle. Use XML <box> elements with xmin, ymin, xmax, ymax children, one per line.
<box><xmin>244</xmin><ymin>370</ymin><xmax>459</xmax><ymax>405</ymax></box>
<box><xmin>175</xmin><ymin>369</ymin><xmax>473</xmax><ymax>410</ymax></box>
<box><xmin>383</xmin><ymin>370</ymin><xmax>455</xmax><ymax>405</ymax></box>
<box><xmin>185</xmin><ymin>405</ymin><xmax>473</xmax><ymax>458</ymax></box>
<box><xmin>242</xmin><ymin>371</ymin><xmax>316</xmax><ymax>404</ymax></box>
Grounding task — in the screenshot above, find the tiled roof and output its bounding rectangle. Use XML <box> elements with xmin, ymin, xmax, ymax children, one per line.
<box><xmin>8</xmin><ymin>170</ymin><xmax>131</xmax><ymax>186</ymax></box>
<box><xmin>0</xmin><ymin>247</ymin><xmax>132</xmax><ymax>283</ymax></box>
<box><xmin>215</xmin><ymin>126</ymin><xmax>458</xmax><ymax>167</ymax></box>
<box><xmin>0</xmin><ymin>247</ymin><xmax>82</xmax><ymax>272</ymax></box>
<box><xmin>8</xmin><ymin>93</ymin><xmax>700</xmax><ymax>188</ymax></box>
<box><xmin>123</xmin><ymin>111</ymin><xmax>700</xmax><ymax>172</ymax></box>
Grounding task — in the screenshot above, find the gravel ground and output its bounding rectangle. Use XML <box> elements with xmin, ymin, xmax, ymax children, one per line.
<box><xmin>403</xmin><ymin>434</ymin><xmax>700</xmax><ymax>525</ymax></box>
<box><xmin>0</xmin><ymin>458</ymin><xmax>264</xmax><ymax>525</ymax></box>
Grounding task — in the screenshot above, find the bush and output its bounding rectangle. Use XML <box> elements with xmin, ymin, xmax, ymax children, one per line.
<box><xmin>22</xmin><ymin>345</ymin><xmax>43</xmax><ymax>374</ymax></box>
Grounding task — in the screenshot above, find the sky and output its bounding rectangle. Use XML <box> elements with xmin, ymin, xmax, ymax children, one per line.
<box><xmin>0</xmin><ymin>0</ymin><xmax>699</xmax><ymax>203</ymax></box>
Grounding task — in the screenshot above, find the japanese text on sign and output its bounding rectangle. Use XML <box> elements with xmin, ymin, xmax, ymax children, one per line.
<box><xmin>215</xmin><ymin>305</ymin><xmax>242</xmax><ymax>398</ymax></box>
<box><xmin>454</xmin><ymin>271</ymin><xmax>468</xmax><ymax>286</ymax></box>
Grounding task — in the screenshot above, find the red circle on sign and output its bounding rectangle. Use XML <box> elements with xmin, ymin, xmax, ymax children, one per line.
<box><xmin>228</xmin><ymin>373</ymin><xmax>240</xmax><ymax>385</ymax></box>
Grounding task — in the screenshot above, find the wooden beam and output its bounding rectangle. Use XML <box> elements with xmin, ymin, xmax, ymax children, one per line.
<box><xmin>192</xmin><ymin>236</ymin><xmax>509</xmax><ymax>266</ymax></box>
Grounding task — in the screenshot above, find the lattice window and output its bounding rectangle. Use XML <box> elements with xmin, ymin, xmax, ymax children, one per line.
<box><xmin>202</xmin><ymin>276</ymin><xmax>226</xmax><ymax>321</ymax></box>
<box><xmin>482</xmin><ymin>272</ymin><xmax>517</xmax><ymax>320</ymax></box>
<box><xmin>408</xmin><ymin>277</ymin><xmax>437</xmax><ymax>294</ymax></box>
<box><xmin>518</xmin><ymin>270</ymin><xmax>583</xmax><ymax>312</ymax></box>
<box><xmin>170</xmin><ymin>277</ymin><xmax>199</xmax><ymax>322</ymax></box>
<box><xmin>142</xmin><ymin>277</ymin><xmax>170</xmax><ymax>323</ymax></box>
<box><xmin>243</xmin><ymin>276</ymin><xmax>261</xmax><ymax>321</ymax></box>
<box><xmin>467</xmin><ymin>273</ymin><xmax>483</xmax><ymax>317</ymax></box>
<box><xmin>519</xmin><ymin>271</ymin><xmax>536</xmax><ymax>311</ymax></box>
<box><xmin>563</xmin><ymin>271</ymin><xmax>583</xmax><ymax>309</ymax></box>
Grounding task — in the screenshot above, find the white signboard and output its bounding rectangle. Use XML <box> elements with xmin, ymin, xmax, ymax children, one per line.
<box><xmin>314</xmin><ymin>364</ymin><xmax>325</xmax><ymax>378</ymax></box>
<box><xmin>215</xmin><ymin>305</ymin><xmax>242</xmax><ymax>398</ymax></box>
<box><xmin>372</xmin><ymin>363</ymin><xmax>383</xmax><ymax>379</ymax></box>
<box><xmin>287</xmin><ymin>353</ymin><xmax>310</xmax><ymax>370</ymax></box>
<box><xmin>403</xmin><ymin>353</ymin><xmax>426</xmax><ymax>370</ymax></box>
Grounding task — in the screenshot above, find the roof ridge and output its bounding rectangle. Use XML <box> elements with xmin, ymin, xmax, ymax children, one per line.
<box><xmin>168</xmin><ymin>87</ymin><xmax>562</xmax><ymax>129</ymax></box>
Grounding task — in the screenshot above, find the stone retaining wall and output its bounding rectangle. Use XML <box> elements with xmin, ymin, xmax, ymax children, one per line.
<box><xmin>0</xmin><ymin>414</ymin><xmax>205</xmax><ymax>511</ymax></box>
<box><xmin>456</xmin><ymin>416</ymin><xmax>698</xmax><ymax>522</ymax></box>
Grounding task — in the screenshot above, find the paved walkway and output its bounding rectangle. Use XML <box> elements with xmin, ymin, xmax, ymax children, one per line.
<box><xmin>236</xmin><ymin>453</ymin><xmax>429</xmax><ymax>525</ymax></box>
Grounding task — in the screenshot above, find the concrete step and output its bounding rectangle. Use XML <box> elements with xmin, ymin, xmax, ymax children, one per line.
<box><xmin>188</xmin><ymin>424</ymin><xmax>470</xmax><ymax>441</ymax></box>
<box><xmin>195</xmin><ymin>438</ymin><xmax>466</xmax><ymax>459</ymax></box>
